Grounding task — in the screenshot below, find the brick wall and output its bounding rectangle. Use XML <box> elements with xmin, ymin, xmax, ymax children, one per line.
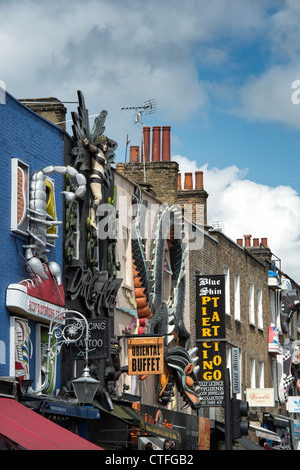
<box><xmin>20</xmin><ymin>97</ymin><xmax>67</xmax><ymax>130</ymax></box>
<box><xmin>116</xmin><ymin>161</ymin><xmax>179</xmax><ymax>206</ymax></box>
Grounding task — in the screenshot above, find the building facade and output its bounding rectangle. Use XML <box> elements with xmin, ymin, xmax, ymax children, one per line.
<box><xmin>117</xmin><ymin>124</ymin><xmax>300</xmax><ymax>450</ymax></box>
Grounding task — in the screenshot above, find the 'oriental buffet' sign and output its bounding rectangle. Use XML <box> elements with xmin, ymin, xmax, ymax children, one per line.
<box><xmin>128</xmin><ymin>336</ymin><xmax>164</xmax><ymax>376</ymax></box>
<box><xmin>196</xmin><ymin>274</ymin><xmax>226</xmax><ymax>407</ymax></box>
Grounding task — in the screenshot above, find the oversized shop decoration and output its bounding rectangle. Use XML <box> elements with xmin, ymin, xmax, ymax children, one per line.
<box><xmin>129</xmin><ymin>186</ymin><xmax>201</xmax><ymax>410</ymax></box>
<box><xmin>280</xmin><ymin>288</ymin><xmax>300</xmax><ymax>334</ymax></box>
<box><xmin>65</xmin><ymin>91</ymin><xmax>122</xmax><ymax>395</ymax></box>
<box><xmin>7</xmin><ymin>164</ymin><xmax>86</xmax><ymax>320</ymax></box>
<box><xmin>6</xmin><ymin>161</ymin><xmax>86</xmax><ymax>387</ymax></box>
<box><xmin>66</xmin><ymin>90</ymin><xmax>121</xmax><ymax>306</ymax></box>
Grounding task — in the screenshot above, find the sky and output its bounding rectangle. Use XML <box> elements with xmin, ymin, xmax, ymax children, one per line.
<box><xmin>1</xmin><ymin>0</ymin><xmax>300</xmax><ymax>280</ymax></box>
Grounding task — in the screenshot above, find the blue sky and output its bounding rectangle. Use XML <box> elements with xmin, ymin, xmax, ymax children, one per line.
<box><xmin>1</xmin><ymin>0</ymin><xmax>300</xmax><ymax>279</ymax></box>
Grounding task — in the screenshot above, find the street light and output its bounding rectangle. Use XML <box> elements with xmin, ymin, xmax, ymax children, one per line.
<box><xmin>42</xmin><ymin>310</ymin><xmax>99</xmax><ymax>404</ymax></box>
<box><xmin>72</xmin><ymin>366</ymin><xmax>100</xmax><ymax>404</ymax></box>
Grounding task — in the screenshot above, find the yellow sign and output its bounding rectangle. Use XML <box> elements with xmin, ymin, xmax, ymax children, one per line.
<box><xmin>128</xmin><ymin>336</ymin><xmax>164</xmax><ymax>375</ymax></box>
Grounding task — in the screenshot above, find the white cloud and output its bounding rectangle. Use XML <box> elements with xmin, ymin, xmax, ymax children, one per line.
<box><xmin>174</xmin><ymin>154</ymin><xmax>300</xmax><ymax>282</ymax></box>
<box><xmin>0</xmin><ymin>0</ymin><xmax>280</xmax><ymax>131</ymax></box>
<box><xmin>233</xmin><ymin>65</ymin><xmax>300</xmax><ymax>129</ymax></box>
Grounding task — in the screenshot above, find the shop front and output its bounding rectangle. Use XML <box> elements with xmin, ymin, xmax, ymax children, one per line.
<box><xmin>128</xmin><ymin>403</ymin><xmax>207</xmax><ymax>450</ymax></box>
<box><xmin>262</xmin><ymin>413</ymin><xmax>295</xmax><ymax>450</ymax></box>
<box><xmin>88</xmin><ymin>399</ymin><xmax>209</xmax><ymax>450</ymax></box>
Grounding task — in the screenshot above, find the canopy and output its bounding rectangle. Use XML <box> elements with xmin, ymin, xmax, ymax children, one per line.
<box><xmin>0</xmin><ymin>397</ymin><xmax>101</xmax><ymax>450</ymax></box>
<box><xmin>249</xmin><ymin>423</ymin><xmax>281</xmax><ymax>443</ymax></box>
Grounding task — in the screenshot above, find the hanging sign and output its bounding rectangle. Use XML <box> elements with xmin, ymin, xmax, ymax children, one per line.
<box><xmin>232</xmin><ymin>347</ymin><xmax>241</xmax><ymax>394</ymax></box>
<box><xmin>68</xmin><ymin>318</ymin><xmax>108</xmax><ymax>359</ymax></box>
<box><xmin>128</xmin><ymin>336</ymin><xmax>164</xmax><ymax>375</ymax></box>
<box><xmin>195</xmin><ymin>274</ymin><xmax>226</xmax><ymax>407</ymax></box>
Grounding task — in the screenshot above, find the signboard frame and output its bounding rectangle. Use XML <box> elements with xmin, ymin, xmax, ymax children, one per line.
<box><xmin>68</xmin><ymin>318</ymin><xmax>109</xmax><ymax>360</ymax></box>
<box><xmin>195</xmin><ymin>274</ymin><xmax>226</xmax><ymax>407</ymax></box>
<box><xmin>127</xmin><ymin>335</ymin><xmax>164</xmax><ymax>376</ymax></box>
<box><xmin>246</xmin><ymin>388</ymin><xmax>275</xmax><ymax>407</ymax></box>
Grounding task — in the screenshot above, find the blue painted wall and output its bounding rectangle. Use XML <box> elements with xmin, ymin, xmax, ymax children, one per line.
<box><xmin>0</xmin><ymin>91</ymin><xmax>64</xmax><ymax>385</ymax></box>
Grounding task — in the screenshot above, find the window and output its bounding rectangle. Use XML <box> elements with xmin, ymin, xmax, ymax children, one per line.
<box><xmin>224</xmin><ymin>266</ymin><xmax>230</xmax><ymax>315</ymax></box>
<box><xmin>258</xmin><ymin>362</ymin><xmax>264</xmax><ymax>388</ymax></box>
<box><xmin>234</xmin><ymin>274</ymin><xmax>240</xmax><ymax>321</ymax></box>
<box><xmin>11</xmin><ymin>158</ymin><xmax>29</xmax><ymax>235</ymax></box>
<box><xmin>10</xmin><ymin>316</ymin><xmax>32</xmax><ymax>380</ymax></box>
<box><xmin>36</xmin><ymin>324</ymin><xmax>57</xmax><ymax>394</ymax></box>
<box><xmin>45</xmin><ymin>176</ymin><xmax>58</xmax><ymax>247</ymax></box>
<box><xmin>270</xmin><ymin>290</ymin><xmax>276</xmax><ymax>325</ymax></box>
<box><xmin>272</xmin><ymin>358</ymin><xmax>278</xmax><ymax>401</ymax></box>
<box><xmin>121</xmin><ymin>227</ymin><xmax>129</xmax><ymax>286</ymax></box>
<box><xmin>257</xmin><ymin>289</ymin><xmax>263</xmax><ymax>329</ymax></box>
<box><xmin>250</xmin><ymin>358</ymin><xmax>256</xmax><ymax>388</ymax></box>
<box><xmin>249</xmin><ymin>284</ymin><xmax>255</xmax><ymax>325</ymax></box>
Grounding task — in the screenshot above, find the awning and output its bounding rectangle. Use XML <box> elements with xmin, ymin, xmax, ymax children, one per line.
<box><xmin>249</xmin><ymin>424</ymin><xmax>281</xmax><ymax>443</ymax></box>
<box><xmin>39</xmin><ymin>400</ymin><xmax>100</xmax><ymax>419</ymax></box>
<box><xmin>93</xmin><ymin>398</ymin><xmax>139</xmax><ymax>424</ymax></box>
<box><xmin>237</xmin><ymin>437</ymin><xmax>265</xmax><ymax>450</ymax></box>
<box><xmin>0</xmin><ymin>397</ymin><xmax>101</xmax><ymax>450</ymax></box>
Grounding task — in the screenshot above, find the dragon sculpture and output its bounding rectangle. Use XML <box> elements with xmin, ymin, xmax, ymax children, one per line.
<box><xmin>129</xmin><ymin>186</ymin><xmax>201</xmax><ymax>410</ymax></box>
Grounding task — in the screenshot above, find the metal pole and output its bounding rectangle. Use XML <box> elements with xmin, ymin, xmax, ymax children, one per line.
<box><xmin>224</xmin><ymin>368</ymin><xmax>232</xmax><ymax>450</ymax></box>
<box><xmin>140</xmin><ymin>112</ymin><xmax>146</xmax><ymax>183</ymax></box>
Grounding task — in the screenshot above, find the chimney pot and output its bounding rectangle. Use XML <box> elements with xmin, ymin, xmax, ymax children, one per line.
<box><xmin>152</xmin><ymin>126</ymin><xmax>161</xmax><ymax>161</ymax></box>
<box><xmin>143</xmin><ymin>127</ymin><xmax>151</xmax><ymax>162</ymax></box>
<box><xmin>130</xmin><ymin>146</ymin><xmax>139</xmax><ymax>162</ymax></box>
<box><xmin>261</xmin><ymin>238</ymin><xmax>268</xmax><ymax>247</ymax></box>
<box><xmin>253</xmin><ymin>238</ymin><xmax>259</xmax><ymax>247</ymax></box>
<box><xmin>177</xmin><ymin>173</ymin><xmax>182</xmax><ymax>190</ymax></box>
<box><xmin>195</xmin><ymin>171</ymin><xmax>204</xmax><ymax>190</ymax></box>
<box><xmin>162</xmin><ymin>126</ymin><xmax>171</xmax><ymax>161</ymax></box>
<box><xmin>236</xmin><ymin>239</ymin><xmax>243</xmax><ymax>247</ymax></box>
<box><xmin>244</xmin><ymin>234</ymin><xmax>252</xmax><ymax>247</ymax></box>
<box><xmin>184</xmin><ymin>172</ymin><xmax>193</xmax><ymax>190</ymax></box>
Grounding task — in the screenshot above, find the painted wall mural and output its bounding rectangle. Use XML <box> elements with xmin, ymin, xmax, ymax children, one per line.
<box><xmin>129</xmin><ymin>186</ymin><xmax>201</xmax><ymax>410</ymax></box>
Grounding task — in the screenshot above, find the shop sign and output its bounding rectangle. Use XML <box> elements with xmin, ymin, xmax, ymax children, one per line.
<box><xmin>6</xmin><ymin>286</ymin><xmax>65</xmax><ymax>324</ymax></box>
<box><xmin>293</xmin><ymin>420</ymin><xmax>300</xmax><ymax>441</ymax></box>
<box><xmin>287</xmin><ymin>397</ymin><xmax>300</xmax><ymax>413</ymax></box>
<box><xmin>68</xmin><ymin>319</ymin><xmax>108</xmax><ymax>359</ymax></box>
<box><xmin>246</xmin><ymin>388</ymin><xmax>275</xmax><ymax>407</ymax></box>
<box><xmin>195</xmin><ymin>274</ymin><xmax>226</xmax><ymax>407</ymax></box>
<box><xmin>232</xmin><ymin>347</ymin><xmax>240</xmax><ymax>394</ymax></box>
<box><xmin>128</xmin><ymin>336</ymin><xmax>164</xmax><ymax>375</ymax></box>
<box><xmin>133</xmin><ymin>403</ymin><xmax>200</xmax><ymax>450</ymax></box>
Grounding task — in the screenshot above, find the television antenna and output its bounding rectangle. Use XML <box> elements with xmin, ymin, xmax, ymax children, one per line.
<box><xmin>121</xmin><ymin>99</ymin><xmax>157</xmax><ymax>182</ymax></box>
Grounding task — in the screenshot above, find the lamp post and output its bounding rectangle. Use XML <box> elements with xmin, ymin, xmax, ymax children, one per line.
<box><xmin>42</xmin><ymin>310</ymin><xmax>99</xmax><ymax>404</ymax></box>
